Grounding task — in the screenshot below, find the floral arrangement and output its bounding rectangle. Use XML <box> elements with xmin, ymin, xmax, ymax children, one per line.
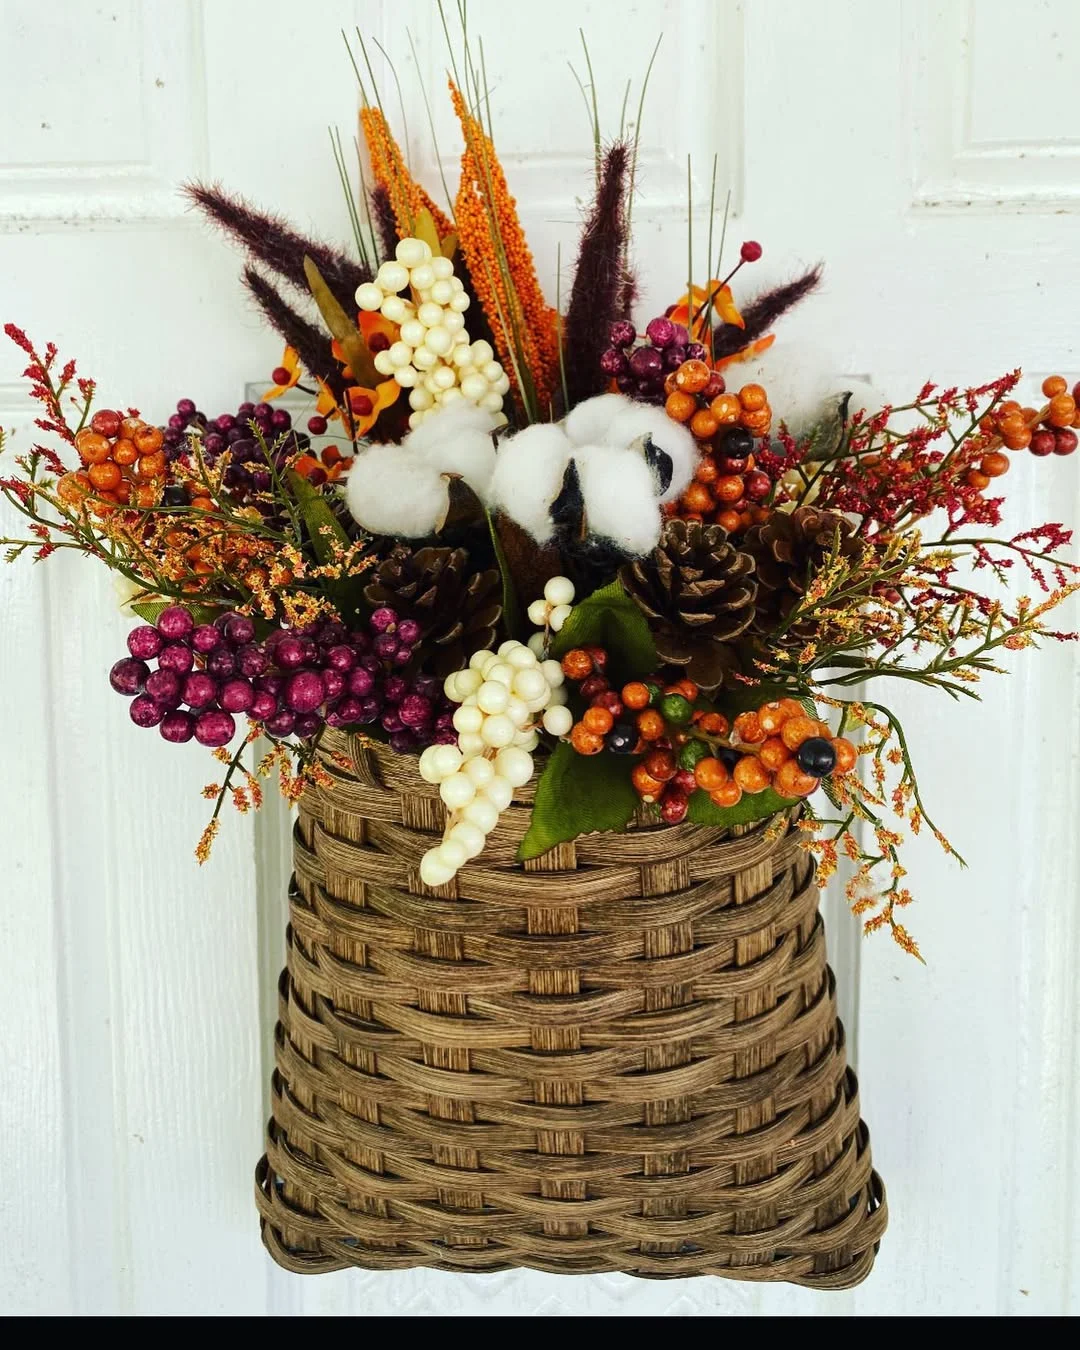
<box><xmin>2</xmin><ymin>28</ymin><xmax>1077</xmax><ymax>958</ymax></box>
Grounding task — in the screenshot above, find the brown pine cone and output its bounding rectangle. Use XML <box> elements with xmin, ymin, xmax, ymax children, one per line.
<box><xmin>740</xmin><ymin>506</ymin><xmax>861</xmax><ymax>644</ymax></box>
<box><xmin>620</xmin><ymin>519</ymin><xmax>757</xmax><ymax>691</ymax></box>
<box><xmin>363</xmin><ymin>545</ymin><xmax>502</xmax><ymax>677</ymax></box>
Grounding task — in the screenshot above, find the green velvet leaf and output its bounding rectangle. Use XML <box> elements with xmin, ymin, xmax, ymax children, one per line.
<box><xmin>518</xmin><ymin>741</ymin><xmax>639</xmax><ymax>861</ymax></box>
<box><xmin>487</xmin><ymin>508</ymin><xmax>521</xmax><ymax>641</ymax></box>
<box><xmin>131</xmin><ymin>599</ymin><xmax>221</xmax><ymax>626</ymax></box>
<box><xmin>549</xmin><ymin>579</ymin><xmax>657</xmax><ymax>684</ymax></box>
<box><xmin>287</xmin><ymin>470</ymin><xmax>349</xmax><ymax>565</ymax></box>
<box><xmin>686</xmin><ymin>786</ymin><xmax>792</xmax><ymax>829</ymax></box>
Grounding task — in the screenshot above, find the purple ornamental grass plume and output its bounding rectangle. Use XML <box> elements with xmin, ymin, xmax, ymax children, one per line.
<box><xmin>369</xmin><ymin>184</ymin><xmax>400</xmax><ymax>264</ymax></box>
<box><xmin>242</xmin><ymin>268</ymin><xmax>345</xmax><ymax>399</ymax></box>
<box><xmin>712</xmin><ymin>263</ymin><xmax>824</xmax><ymax>359</ymax></box>
<box><xmin>562</xmin><ymin>141</ymin><xmax>632</xmax><ymax>409</ymax></box>
<box><xmin>185</xmin><ymin>182</ymin><xmax>371</xmax><ymax>314</ymax></box>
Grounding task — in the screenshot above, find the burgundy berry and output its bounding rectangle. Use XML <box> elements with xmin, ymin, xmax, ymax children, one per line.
<box><xmin>600</xmin><ymin>348</ymin><xmax>628</xmax><ymax>376</ymax></box>
<box><xmin>325</xmin><ymin>644</ymin><xmax>357</xmax><ymax>672</ymax></box>
<box><xmin>156</xmin><ymin>605</ymin><xmax>194</xmax><ymax>641</ymax></box>
<box><xmin>433</xmin><ymin>728</ymin><xmax>459</xmax><ymax>746</ymax></box>
<box><xmin>176</xmin><ymin>398</ymin><xmax>196</xmax><ymax>417</ymax></box>
<box><xmin>369</xmin><ymin>606</ymin><xmax>398</xmax><ymax>634</ymax></box>
<box><xmin>215</xmin><ymin>414</ymin><xmax>237</xmax><ymax>433</ymax></box>
<box><xmin>399</xmin><ymin>694</ymin><xmax>433</xmax><ymax>728</ymax></box>
<box><xmin>145</xmin><ymin>668</ymin><xmax>182</xmax><ymax>709</ymax></box>
<box><xmin>615</xmin><ymin>373</ymin><xmax>636</xmax><ymax>393</ymax></box>
<box><xmin>274</xmin><ymin>636</ymin><xmax>306</xmax><ymax>669</ymax></box>
<box><xmin>191</xmin><ymin>624</ymin><xmax>222</xmax><ymax>654</ymax></box>
<box><xmin>740</xmin><ymin>240</ymin><xmax>763</xmax><ymax>262</ymax></box>
<box><xmin>253</xmin><ymin>402</ymin><xmax>272</xmax><ymax>420</ymax></box>
<box><xmin>129</xmin><ymin>695</ymin><xmax>164</xmax><ymax>728</ymax></box>
<box><xmin>285</xmin><ymin>670</ymin><xmax>325</xmax><ymax>713</ymax></box>
<box><xmin>182</xmin><ymin>672</ymin><xmax>218</xmax><ymax>709</ymax></box>
<box><xmin>223</xmin><ymin>615</ymin><xmax>255</xmax><ymax>646</ymax></box>
<box><xmin>250</xmin><ymin>690</ymin><xmax>278</xmax><ymax>721</ymax></box>
<box><xmin>220</xmin><ymin>678</ymin><xmax>255</xmax><ymax>714</ymax></box>
<box><xmin>237</xmin><ymin>402</ymin><xmax>255</xmax><ymax>417</ymax></box>
<box><xmin>413</xmin><ymin>674</ymin><xmax>441</xmax><ymax>701</ymax></box>
<box><xmin>347</xmin><ymin>667</ymin><xmax>375</xmax><ymax>698</ymax></box>
<box><xmin>662</xmin><ymin>345</ymin><xmax>688</xmax><ymax>370</ymax></box>
<box><xmin>703</xmin><ymin>371</ymin><xmax>726</xmax><ymax>400</ymax></box>
<box><xmin>670</xmin><ymin>323</ymin><xmax>689</xmax><ymax>346</ymax></box>
<box><xmin>235</xmin><ymin>644</ymin><xmax>269</xmax><ymax>678</ymax></box>
<box><xmin>127</xmin><ymin>625</ymin><xmax>162</xmax><ymax>661</ymax></box>
<box><xmin>660</xmin><ymin>791</ymin><xmax>689</xmax><ymax>824</ymax></box>
<box><xmin>205</xmin><ymin>647</ymin><xmax>236</xmax><ymax>679</ymax></box>
<box><xmin>645</xmin><ymin>316</ymin><xmax>677</xmax><ymax>349</ymax></box>
<box><xmin>322</xmin><ymin>669</ymin><xmax>345</xmax><ymax>701</ymax></box>
<box><xmin>392</xmin><ymin>646</ymin><xmax>413</xmax><ymax>667</ymax></box>
<box><xmin>1053</xmin><ymin>429</ymin><xmax>1078</xmax><ymax>456</ymax></box>
<box><xmin>159</xmin><ymin>711</ymin><xmax>195</xmax><ymax>744</ymax></box>
<box><xmin>203</xmin><ymin>433</ymin><xmax>225</xmax><ymax>456</ymax></box>
<box><xmin>717</xmin><ymin>455</ymin><xmax>748</xmax><ymax>475</ymax></box>
<box><xmin>384</xmin><ymin>675</ymin><xmax>408</xmax><ymax>704</ymax></box>
<box><xmin>355</xmin><ymin>696</ymin><xmax>382</xmax><ymax>724</ymax></box>
<box><xmin>672</xmin><ymin>768</ymin><xmax>697</xmax><ymax>795</ymax></box>
<box><xmin>685</xmin><ymin>342</ymin><xmax>708</xmax><ymax>362</ymax></box>
<box><xmin>110</xmin><ymin>657</ymin><xmax>150</xmax><ymax>696</ymax></box>
<box><xmin>579</xmin><ymin>674</ymin><xmax>609</xmax><ymax>701</ymax></box>
<box><xmin>374</xmin><ymin>634</ymin><xmax>399</xmax><ymax>660</ymax></box>
<box><xmin>194</xmin><ymin>710</ymin><xmax>237</xmax><ymax>748</ymax></box>
<box><xmin>744</xmin><ymin>470</ymin><xmax>772</xmax><ymax>501</ymax></box>
<box><xmin>271</xmin><ymin>408</ymin><xmax>291</xmax><ymax>431</ymax></box>
<box><xmin>397</xmin><ymin>618</ymin><xmax>422</xmax><ymax>646</ymax></box>
<box><xmin>159</xmin><ymin>642</ymin><xmax>195</xmax><ymax>676</ymax></box>
<box><xmin>1029</xmin><ymin>430</ymin><xmax>1055</xmax><ymax>457</ymax></box>
<box><xmin>332</xmin><ymin>696</ymin><xmax>363</xmax><ymax>725</ymax></box>
<box><xmin>608</xmin><ymin>319</ymin><xmax>637</xmax><ymax>349</ymax></box>
<box><xmin>256</xmin><ymin>673</ymin><xmax>284</xmax><ymax>697</ymax></box>
<box><xmin>381</xmin><ymin>709</ymin><xmax>403</xmax><ymax>734</ymax></box>
<box><xmin>293</xmin><ymin>712</ymin><xmax>322</xmax><ymax>739</ymax></box>
<box><xmin>307</xmin><ymin>415</ymin><xmax>328</xmax><ymax>435</ymax></box>
<box><xmin>264</xmin><ymin>709</ymin><xmax>296</xmax><ymax>738</ymax></box>
<box><xmin>389</xmin><ymin>730</ymin><xmax>416</xmax><ymax>754</ymax></box>
<box><xmin>629</xmin><ymin>346</ymin><xmax>663</xmax><ymax>379</ymax></box>
<box><xmin>168</xmin><ymin>413</ymin><xmax>186</xmax><ymax>431</ymax></box>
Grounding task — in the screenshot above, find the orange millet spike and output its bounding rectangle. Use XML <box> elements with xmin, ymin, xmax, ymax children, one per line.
<box><xmin>449</xmin><ymin>81</ymin><xmax>559</xmax><ymax>416</ymax></box>
<box><xmin>359</xmin><ymin>106</ymin><xmax>454</xmax><ymax>240</ymax></box>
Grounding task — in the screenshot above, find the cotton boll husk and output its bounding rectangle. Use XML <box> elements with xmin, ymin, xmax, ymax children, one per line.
<box><xmin>487</xmin><ymin>422</ymin><xmax>572</xmax><ymax>543</ymax></box>
<box><xmin>575</xmin><ymin>445</ymin><xmax>662</xmax><ymax>556</ymax></box>
<box><xmin>730</xmin><ymin>340</ymin><xmax>889</xmax><ymax>440</ymax></box>
<box><xmin>600</xmin><ymin>400</ymin><xmax>699</xmax><ymax>503</ymax></box>
<box><xmin>563</xmin><ymin>392</ymin><xmax>631</xmax><ymax>447</ymax></box>
<box><xmin>344</xmin><ymin>444</ymin><xmax>447</xmax><ymax>537</ymax></box>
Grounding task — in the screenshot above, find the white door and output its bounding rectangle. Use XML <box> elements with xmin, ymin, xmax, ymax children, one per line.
<box><xmin>1</xmin><ymin>0</ymin><xmax>1077</xmax><ymax>1316</ymax></box>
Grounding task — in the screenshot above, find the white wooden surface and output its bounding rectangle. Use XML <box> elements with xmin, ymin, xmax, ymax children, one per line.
<box><xmin>1</xmin><ymin>0</ymin><xmax>1078</xmax><ymax>1316</ymax></box>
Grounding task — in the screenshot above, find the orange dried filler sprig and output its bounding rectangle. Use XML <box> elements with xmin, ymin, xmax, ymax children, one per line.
<box><xmin>449</xmin><ymin>80</ymin><xmax>559</xmax><ymax>418</ymax></box>
<box><xmin>359</xmin><ymin>105</ymin><xmax>454</xmax><ymax>241</ymax></box>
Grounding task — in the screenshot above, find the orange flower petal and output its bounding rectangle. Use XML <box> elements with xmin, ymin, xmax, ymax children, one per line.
<box><xmin>714</xmin><ymin>333</ymin><xmax>776</xmax><ymax>371</ymax></box>
<box><xmin>348</xmin><ymin>379</ymin><xmax>400</xmax><ymax>436</ymax></box>
<box><xmin>709</xmin><ymin>282</ymin><xmax>745</xmax><ymax>329</ymax></box>
<box><xmin>263</xmin><ymin>346</ymin><xmax>302</xmax><ymax>400</ymax></box>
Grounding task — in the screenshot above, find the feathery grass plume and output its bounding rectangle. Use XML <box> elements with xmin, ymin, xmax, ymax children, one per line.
<box><xmin>562</xmin><ymin>141</ymin><xmax>631</xmax><ymax>409</ymax></box>
<box><xmin>712</xmin><ymin>263</ymin><xmax>824</xmax><ymax>359</ymax></box>
<box><xmin>241</xmin><ymin>267</ymin><xmax>343</xmax><ymax>395</ymax></box>
<box><xmin>369</xmin><ymin>184</ymin><xmax>400</xmax><ymax>263</ymax></box>
<box><xmin>359</xmin><ymin>106</ymin><xmax>453</xmax><ymax>240</ymax></box>
<box><xmin>185</xmin><ymin>182</ymin><xmax>370</xmax><ymax>314</ymax></box>
<box><xmin>450</xmin><ymin>79</ymin><xmax>560</xmax><ymax>418</ymax></box>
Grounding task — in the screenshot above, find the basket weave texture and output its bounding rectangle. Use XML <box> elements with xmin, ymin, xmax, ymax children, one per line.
<box><xmin>256</xmin><ymin>731</ymin><xmax>886</xmax><ymax>1287</ymax></box>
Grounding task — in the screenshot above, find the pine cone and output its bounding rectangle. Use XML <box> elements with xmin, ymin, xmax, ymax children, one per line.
<box><xmin>363</xmin><ymin>545</ymin><xmax>502</xmax><ymax>677</ymax></box>
<box><xmin>740</xmin><ymin>506</ymin><xmax>861</xmax><ymax>644</ymax></box>
<box><xmin>620</xmin><ymin>519</ymin><xmax>756</xmax><ymax>690</ymax></box>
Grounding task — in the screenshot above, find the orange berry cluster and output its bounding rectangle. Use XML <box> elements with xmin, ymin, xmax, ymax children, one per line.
<box><xmin>973</xmin><ymin>377</ymin><xmax>1079</xmax><ymax>477</ymax></box>
<box><xmin>59</xmin><ymin>408</ymin><xmax>167</xmax><ymax>514</ymax></box>
<box><xmin>558</xmin><ymin>646</ymin><xmax>858</xmax><ymax>821</ymax></box>
<box><xmin>664</xmin><ymin>361</ymin><xmax>774</xmax><ymax>532</ymax></box>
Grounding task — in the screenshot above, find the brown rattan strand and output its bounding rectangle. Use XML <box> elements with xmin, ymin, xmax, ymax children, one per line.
<box><xmin>255</xmin><ymin>730</ymin><xmax>886</xmax><ymax>1287</ymax></box>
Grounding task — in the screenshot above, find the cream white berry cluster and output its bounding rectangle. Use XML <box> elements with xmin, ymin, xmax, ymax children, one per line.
<box><xmin>355</xmin><ymin>236</ymin><xmax>510</xmax><ymax>431</ymax></box>
<box><xmin>417</xmin><ymin>576</ymin><xmax>577</xmax><ymax>887</ymax></box>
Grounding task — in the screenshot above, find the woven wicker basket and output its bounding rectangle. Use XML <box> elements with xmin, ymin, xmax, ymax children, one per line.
<box><xmin>255</xmin><ymin>730</ymin><xmax>886</xmax><ymax>1287</ymax></box>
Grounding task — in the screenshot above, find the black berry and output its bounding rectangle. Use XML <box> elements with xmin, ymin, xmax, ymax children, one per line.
<box><xmin>796</xmin><ymin>736</ymin><xmax>837</xmax><ymax>777</ymax></box>
<box><xmin>721</xmin><ymin>426</ymin><xmax>754</xmax><ymax>458</ymax></box>
<box><xmin>607</xmin><ymin>722</ymin><xmax>638</xmax><ymax>754</ymax></box>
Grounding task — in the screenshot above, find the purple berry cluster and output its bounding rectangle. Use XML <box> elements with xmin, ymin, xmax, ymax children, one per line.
<box><xmin>109</xmin><ymin>605</ymin><xmax>457</xmax><ymax>755</ymax></box>
<box><xmin>599</xmin><ymin>318</ymin><xmax>709</xmax><ymax>405</ymax></box>
<box><xmin>161</xmin><ymin>397</ymin><xmax>310</xmax><ymax>517</ymax></box>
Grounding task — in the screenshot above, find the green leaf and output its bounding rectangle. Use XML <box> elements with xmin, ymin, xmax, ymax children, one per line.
<box><xmin>287</xmin><ymin>471</ymin><xmax>349</xmax><ymax>566</ymax></box>
<box><xmin>518</xmin><ymin>741</ymin><xmax>638</xmax><ymax>861</ymax></box>
<box><xmin>550</xmin><ymin>580</ymin><xmax>657</xmax><ymax>683</ymax></box>
<box><xmin>686</xmin><ymin>786</ymin><xmax>792</xmax><ymax>829</ymax></box>
<box><xmin>486</xmin><ymin>508</ymin><xmax>521</xmax><ymax>640</ymax></box>
<box><xmin>131</xmin><ymin>599</ymin><xmax>221</xmax><ymax>626</ymax></box>
<box><xmin>302</xmin><ymin>255</ymin><xmax>380</xmax><ymax>386</ymax></box>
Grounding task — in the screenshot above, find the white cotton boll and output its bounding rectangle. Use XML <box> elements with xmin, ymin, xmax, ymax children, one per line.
<box><xmin>400</xmin><ymin>401</ymin><xmax>498</xmax><ymax>498</ymax></box>
<box><xmin>600</xmin><ymin>400</ymin><xmax>699</xmax><ymax>504</ymax></box>
<box><xmin>563</xmin><ymin>392</ymin><xmax>629</xmax><ymax>447</ymax></box>
<box><xmin>356</xmin><ymin>282</ymin><xmax>384</xmax><ymax>312</ymax></box>
<box><xmin>732</xmin><ymin>339</ymin><xmax>888</xmax><ymax>439</ymax></box>
<box><xmin>575</xmin><ymin>445</ymin><xmax>663</xmax><ymax>556</ymax></box>
<box><xmin>487</xmin><ymin>422</ymin><xmax>573</xmax><ymax>543</ymax></box>
<box><xmin>344</xmin><ymin>444</ymin><xmax>448</xmax><ymax>538</ymax></box>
